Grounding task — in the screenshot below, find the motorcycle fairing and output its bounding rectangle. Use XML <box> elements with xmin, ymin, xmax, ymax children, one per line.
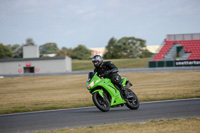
<box><xmin>87</xmin><ymin>72</ymin><xmax>126</xmax><ymax>106</ymax></box>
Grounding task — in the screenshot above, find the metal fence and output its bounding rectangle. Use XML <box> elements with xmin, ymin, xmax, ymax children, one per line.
<box><xmin>166</xmin><ymin>33</ymin><xmax>200</xmax><ymax>41</ymax></box>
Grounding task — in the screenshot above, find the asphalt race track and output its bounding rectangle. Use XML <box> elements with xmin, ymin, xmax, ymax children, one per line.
<box><xmin>0</xmin><ymin>98</ymin><xmax>200</xmax><ymax>133</ymax></box>
<box><xmin>2</xmin><ymin>66</ymin><xmax>200</xmax><ymax>77</ymax></box>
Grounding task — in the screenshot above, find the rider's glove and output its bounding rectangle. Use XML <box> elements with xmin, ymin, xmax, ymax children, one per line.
<box><xmin>99</xmin><ymin>73</ymin><xmax>105</xmax><ymax>77</ymax></box>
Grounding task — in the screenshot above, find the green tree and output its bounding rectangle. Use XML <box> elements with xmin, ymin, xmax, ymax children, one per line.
<box><xmin>104</xmin><ymin>36</ymin><xmax>146</xmax><ymax>59</ymax></box>
<box><xmin>117</xmin><ymin>37</ymin><xmax>135</xmax><ymax>58</ymax></box>
<box><xmin>140</xmin><ymin>48</ymin><xmax>153</xmax><ymax>58</ymax></box>
<box><xmin>11</xmin><ymin>44</ymin><xmax>21</xmax><ymax>52</ymax></box>
<box><xmin>0</xmin><ymin>43</ymin><xmax>13</xmax><ymax>59</ymax></box>
<box><xmin>103</xmin><ymin>37</ymin><xmax>118</xmax><ymax>59</ymax></box>
<box><xmin>72</xmin><ymin>45</ymin><xmax>91</xmax><ymax>60</ymax></box>
<box><xmin>11</xmin><ymin>38</ymin><xmax>36</xmax><ymax>58</ymax></box>
<box><xmin>40</xmin><ymin>43</ymin><xmax>59</xmax><ymax>55</ymax></box>
<box><xmin>24</xmin><ymin>38</ymin><xmax>35</xmax><ymax>46</ymax></box>
<box><xmin>56</xmin><ymin>49</ymin><xmax>67</xmax><ymax>56</ymax></box>
<box><xmin>7</xmin><ymin>44</ymin><xmax>22</xmax><ymax>58</ymax></box>
<box><xmin>62</xmin><ymin>47</ymin><xmax>73</xmax><ymax>57</ymax></box>
<box><xmin>13</xmin><ymin>46</ymin><xmax>23</xmax><ymax>58</ymax></box>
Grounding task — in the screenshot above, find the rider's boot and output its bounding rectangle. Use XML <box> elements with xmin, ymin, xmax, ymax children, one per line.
<box><xmin>122</xmin><ymin>87</ymin><xmax>134</xmax><ymax>99</ymax></box>
<box><xmin>121</xmin><ymin>86</ymin><xmax>129</xmax><ymax>99</ymax></box>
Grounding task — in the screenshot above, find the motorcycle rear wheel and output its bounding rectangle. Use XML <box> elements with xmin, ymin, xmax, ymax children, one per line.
<box><xmin>92</xmin><ymin>92</ymin><xmax>110</xmax><ymax>112</ymax></box>
<box><xmin>125</xmin><ymin>89</ymin><xmax>139</xmax><ymax>110</ymax></box>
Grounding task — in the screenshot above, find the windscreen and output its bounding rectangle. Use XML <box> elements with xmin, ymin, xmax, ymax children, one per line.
<box><xmin>88</xmin><ymin>72</ymin><xmax>94</xmax><ymax>82</ymax></box>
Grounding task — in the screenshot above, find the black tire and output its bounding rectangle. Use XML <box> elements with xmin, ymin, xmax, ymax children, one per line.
<box><xmin>125</xmin><ymin>89</ymin><xmax>139</xmax><ymax>110</ymax></box>
<box><xmin>92</xmin><ymin>92</ymin><xmax>110</xmax><ymax>112</ymax></box>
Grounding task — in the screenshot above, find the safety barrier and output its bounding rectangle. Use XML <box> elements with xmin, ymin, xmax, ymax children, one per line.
<box><xmin>149</xmin><ymin>60</ymin><xmax>200</xmax><ymax>68</ymax></box>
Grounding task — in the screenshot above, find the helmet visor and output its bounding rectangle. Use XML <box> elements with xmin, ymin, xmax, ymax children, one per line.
<box><xmin>93</xmin><ymin>61</ymin><xmax>99</xmax><ymax>66</ymax></box>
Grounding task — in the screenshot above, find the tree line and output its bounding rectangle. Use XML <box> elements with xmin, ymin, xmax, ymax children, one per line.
<box><xmin>0</xmin><ymin>37</ymin><xmax>152</xmax><ymax>60</ymax></box>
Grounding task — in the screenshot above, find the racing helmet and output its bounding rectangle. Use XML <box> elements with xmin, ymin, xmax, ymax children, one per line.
<box><xmin>92</xmin><ymin>55</ymin><xmax>103</xmax><ymax>67</ymax></box>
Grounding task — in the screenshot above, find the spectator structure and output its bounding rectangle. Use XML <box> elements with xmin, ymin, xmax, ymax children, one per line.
<box><xmin>149</xmin><ymin>33</ymin><xmax>200</xmax><ymax>67</ymax></box>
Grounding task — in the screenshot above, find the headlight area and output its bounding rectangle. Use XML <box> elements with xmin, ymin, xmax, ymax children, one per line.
<box><xmin>87</xmin><ymin>80</ymin><xmax>94</xmax><ymax>89</ymax></box>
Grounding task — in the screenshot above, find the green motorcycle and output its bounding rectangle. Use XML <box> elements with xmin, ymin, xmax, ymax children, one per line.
<box><xmin>86</xmin><ymin>72</ymin><xmax>139</xmax><ymax>112</ymax></box>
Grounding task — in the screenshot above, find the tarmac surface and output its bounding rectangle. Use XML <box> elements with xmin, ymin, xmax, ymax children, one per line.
<box><xmin>0</xmin><ymin>98</ymin><xmax>200</xmax><ymax>133</ymax></box>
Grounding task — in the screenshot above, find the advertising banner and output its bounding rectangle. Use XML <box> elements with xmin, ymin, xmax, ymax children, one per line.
<box><xmin>175</xmin><ymin>60</ymin><xmax>200</xmax><ymax>66</ymax></box>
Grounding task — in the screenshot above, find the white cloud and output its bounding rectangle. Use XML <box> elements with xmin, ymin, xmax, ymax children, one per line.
<box><xmin>11</xmin><ymin>0</ymin><xmax>61</xmax><ymax>14</ymax></box>
<box><xmin>75</xmin><ymin>5</ymin><xmax>103</xmax><ymax>21</ymax></box>
<box><xmin>105</xmin><ymin>0</ymin><xmax>121</xmax><ymax>8</ymax></box>
<box><xmin>0</xmin><ymin>12</ymin><xmax>5</xmax><ymax>20</ymax></box>
<box><xmin>166</xmin><ymin>5</ymin><xmax>200</xmax><ymax>17</ymax></box>
<box><xmin>76</xmin><ymin>6</ymin><xmax>96</xmax><ymax>15</ymax></box>
<box><xmin>0</xmin><ymin>0</ymin><xmax>199</xmax><ymax>48</ymax></box>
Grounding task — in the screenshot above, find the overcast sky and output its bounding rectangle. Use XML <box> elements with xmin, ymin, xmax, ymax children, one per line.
<box><xmin>0</xmin><ymin>0</ymin><xmax>199</xmax><ymax>49</ymax></box>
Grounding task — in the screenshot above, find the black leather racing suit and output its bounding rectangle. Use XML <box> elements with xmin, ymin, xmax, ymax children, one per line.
<box><xmin>94</xmin><ymin>61</ymin><xmax>124</xmax><ymax>91</ymax></box>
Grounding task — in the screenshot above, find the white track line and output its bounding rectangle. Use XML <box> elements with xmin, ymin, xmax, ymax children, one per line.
<box><xmin>141</xmin><ymin>97</ymin><xmax>200</xmax><ymax>104</ymax></box>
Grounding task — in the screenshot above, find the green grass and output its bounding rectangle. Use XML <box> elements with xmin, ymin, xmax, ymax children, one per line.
<box><xmin>0</xmin><ymin>71</ymin><xmax>200</xmax><ymax>114</ymax></box>
<box><xmin>32</xmin><ymin>118</ymin><xmax>200</xmax><ymax>133</ymax></box>
<box><xmin>72</xmin><ymin>58</ymin><xmax>149</xmax><ymax>71</ymax></box>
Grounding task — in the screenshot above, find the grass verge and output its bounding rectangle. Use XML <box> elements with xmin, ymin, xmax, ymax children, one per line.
<box><xmin>72</xmin><ymin>58</ymin><xmax>149</xmax><ymax>71</ymax></box>
<box><xmin>0</xmin><ymin>71</ymin><xmax>200</xmax><ymax>114</ymax></box>
<box><xmin>32</xmin><ymin>118</ymin><xmax>200</xmax><ymax>133</ymax></box>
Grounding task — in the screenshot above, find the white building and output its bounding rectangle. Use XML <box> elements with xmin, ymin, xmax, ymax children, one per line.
<box><xmin>0</xmin><ymin>46</ymin><xmax>72</xmax><ymax>75</ymax></box>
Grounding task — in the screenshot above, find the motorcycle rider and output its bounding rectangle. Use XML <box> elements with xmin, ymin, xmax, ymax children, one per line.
<box><xmin>92</xmin><ymin>55</ymin><xmax>129</xmax><ymax>99</ymax></box>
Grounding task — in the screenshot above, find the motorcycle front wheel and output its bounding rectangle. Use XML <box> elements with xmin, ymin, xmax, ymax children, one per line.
<box><xmin>92</xmin><ymin>92</ymin><xmax>110</xmax><ymax>112</ymax></box>
<box><xmin>125</xmin><ymin>89</ymin><xmax>139</xmax><ymax>110</ymax></box>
